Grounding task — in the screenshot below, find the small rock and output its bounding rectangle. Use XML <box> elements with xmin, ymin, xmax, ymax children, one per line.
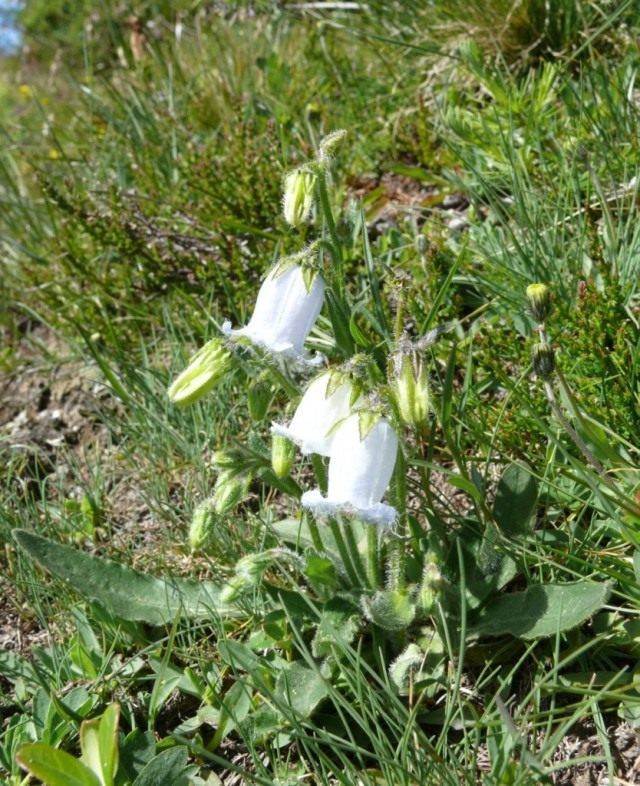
<box><xmin>448</xmin><ymin>216</ymin><xmax>469</xmax><ymax>232</ymax></box>
<box><xmin>442</xmin><ymin>193</ymin><xmax>468</xmax><ymax>209</ymax></box>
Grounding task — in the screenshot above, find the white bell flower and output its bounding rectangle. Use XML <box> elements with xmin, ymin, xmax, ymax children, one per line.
<box><xmin>271</xmin><ymin>372</ymin><xmax>358</xmax><ymax>456</ymax></box>
<box><xmin>301</xmin><ymin>414</ymin><xmax>398</xmax><ymax>526</ymax></box>
<box><xmin>222</xmin><ymin>264</ymin><xmax>325</xmax><ymax>364</ymax></box>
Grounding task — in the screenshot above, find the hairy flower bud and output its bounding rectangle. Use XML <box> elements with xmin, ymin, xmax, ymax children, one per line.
<box><xmin>220</xmin><ymin>575</ymin><xmax>250</xmax><ymax>604</ymax></box>
<box><xmin>168</xmin><ymin>338</ymin><xmax>233</xmax><ymax>406</ymax></box>
<box><xmin>247</xmin><ymin>381</ymin><xmax>272</xmax><ymax>421</ymax></box>
<box><xmin>271</xmin><ymin>434</ymin><xmax>296</xmax><ymax>479</ymax></box>
<box><xmin>419</xmin><ymin>558</ymin><xmax>444</xmax><ymax>614</ymax></box>
<box><xmin>532</xmin><ymin>342</ymin><xmax>555</xmax><ymax>378</ymax></box>
<box><xmin>283</xmin><ymin>167</ymin><xmax>316</xmax><ymax>227</ymax></box>
<box><xmin>210</xmin><ymin>451</ymin><xmax>237</xmax><ymax>470</ymax></box>
<box><xmin>188</xmin><ymin>498</ymin><xmax>217</xmax><ymax>551</ymax></box>
<box><xmin>212</xmin><ymin>470</ymin><xmax>250</xmax><ymax>515</ymax></box>
<box><xmin>526</xmin><ymin>283</ymin><xmax>552</xmax><ymax>324</ymax></box>
<box><xmin>317</xmin><ymin>129</ymin><xmax>347</xmax><ymax>165</ymax></box>
<box><xmin>392</xmin><ymin>354</ymin><xmax>430</xmax><ymax>427</ymax></box>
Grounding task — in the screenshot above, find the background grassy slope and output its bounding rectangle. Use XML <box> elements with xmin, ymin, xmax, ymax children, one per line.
<box><xmin>1</xmin><ymin>1</ymin><xmax>640</xmax><ymax>784</ymax></box>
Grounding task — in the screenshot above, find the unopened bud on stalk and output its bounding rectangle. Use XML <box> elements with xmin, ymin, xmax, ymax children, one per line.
<box><xmin>168</xmin><ymin>338</ymin><xmax>233</xmax><ymax>406</ymax></box>
<box><xmin>283</xmin><ymin>167</ymin><xmax>316</xmax><ymax>227</ymax></box>
<box><xmin>247</xmin><ymin>381</ymin><xmax>272</xmax><ymax>421</ymax></box>
<box><xmin>212</xmin><ymin>470</ymin><xmax>250</xmax><ymax>515</ymax></box>
<box><xmin>532</xmin><ymin>342</ymin><xmax>555</xmax><ymax>378</ymax></box>
<box><xmin>419</xmin><ymin>558</ymin><xmax>444</xmax><ymax>614</ymax></box>
<box><xmin>317</xmin><ymin>129</ymin><xmax>347</xmax><ymax>165</ymax></box>
<box><xmin>221</xmin><ymin>547</ymin><xmax>304</xmax><ymax>602</ymax></box>
<box><xmin>392</xmin><ymin>354</ymin><xmax>431</xmax><ymax>427</ymax></box>
<box><xmin>211</xmin><ymin>451</ymin><xmax>237</xmax><ymax>470</ymax></box>
<box><xmin>271</xmin><ymin>434</ymin><xmax>296</xmax><ymax>479</ymax></box>
<box><xmin>188</xmin><ymin>498</ymin><xmax>217</xmax><ymax>551</ymax></box>
<box><xmin>526</xmin><ymin>283</ymin><xmax>552</xmax><ymax>324</ymax></box>
<box><xmin>220</xmin><ymin>575</ymin><xmax>250</xmax><ymax>604</ymax></box>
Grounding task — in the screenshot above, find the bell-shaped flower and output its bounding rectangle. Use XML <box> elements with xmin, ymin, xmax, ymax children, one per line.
<box><xmin>301</xmin><ymin>413</ymin><xmax>398</xmax><ymax>526</ymax></box>
<box><xmin>222</xmin><ymin>264</ymin><xmax>325</xmax><ymax>364</ymax></box>
<box><xmin>271</xmin><ymin>371</ymin><xmax>358</xmax><ymax>456</ymax></box>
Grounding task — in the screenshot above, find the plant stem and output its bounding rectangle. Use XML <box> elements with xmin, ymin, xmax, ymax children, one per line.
<box><xmin>311</xmin><ymin>454</ymin><xmax>328</xmax><ymax>494</ymax></box>
<box><xmin>366</xmin><ymin>525</ymin><xmax>380</xmax><ymax>589</ymax></box>
<box><xmin>387</xmin><ymin>450</ymin><xmax>407</xmax><ymax>591</ymax></box>
<box><xmin>316</xmin><ymin>170</ymin><xmax>343</xmax><ymax>292</ymax></box>
<box><xmin>304</xmin><ymin>511</ymin><xmax>325</xmax><ymax>554</ymax></box>
<box><xmin>343</xmin><ymin>521</ymin><xmax>368</xmax><ymax>587</ymax></box>
<box><xmin>328</xmin><ymin>517</ymin><xmax>363</xmax><ymax>589</ymax></box>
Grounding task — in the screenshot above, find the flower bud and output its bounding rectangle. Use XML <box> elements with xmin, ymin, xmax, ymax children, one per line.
<box><xmin>392</xmin><ymin>354</ymin><xmax>430</xmax><ymax>427</ymax></box>
<box><xmin>212</xmin><ymin>470</ymin><xmax>250</xmax><ymax>515</ymax></box>
<box><xmin>220</xmin><ymin>575</ymin><xmax>250</xmax><ymax>604</ymax></box>
<box><xmin>317</xmin><ymin>129</ymin><xmax>347</xmax><ymax>165</ymax></box>
<box><xmin>168</xmin><ymin>338</ymin><xmax>233</xmax><ymax>406</ymax></box>
<box><xmin>283</xmin><ymin>167</ymin><xmax>316</xmax><ymax>227</ymax></box>
<box><xmin>532</xmin><ymin>342</ymin><xmax>555</xmax><ymax>378</ymax></box>
<box><xmin>418</xmin><ymin>558</ymin><xmax>444</xmax><ymax>614</ymax></box>
<box><xmin>210</xmin><ymin>451</ymin><xmax>237</xmax><ymax>470</ymax></box>
<box><xmin>526</xmin><ymin>283</ymin><xmax>552</xmax><ymax>324</ymax></box>
<box><xmin>188</xmin><ymin>498</ymin><xmax>217</xmax><ymax>551</ymax></box>
<box><xmin>236</xmin><ymin>552</ymin><xmax>273</xmax><ymax>583</ymax></box>
<box><xmin>247</xmin><ymin>381</ymin><xmax>272</xmax><ymax>421</ymax></box>
<box><xmin>271</xmin><ymin>434</ymin><xmax>296</xmax><ymax>479</ymax></box>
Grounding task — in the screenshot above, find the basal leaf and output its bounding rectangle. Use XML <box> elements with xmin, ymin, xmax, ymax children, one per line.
<box><xmin>493</xmin><ymin>462</ymin><xmax>537</xmax><ymax>537</ymax></box>
<box><xmin>13</xmin><ymin>530</ymin><xmax>237</xmax><ymax>625</ymax></box>
<box><xmin>472</xmin><ymin>581</ymin><xmax>612</xmax><ymax>640</ymax></box>
<box><xmin>17</xmin><ymin>743</ymin><xmax>102</xmax><ymax>786</ymax></box>
<box><xmin>132</xmin><ymin>747</ymin><xmax>190</xmax><ymax>786</ymax></box>
<box><xmin>275</xmin><ymin>662</ymin><xmax>329</xmax><ymax>718</ymax></box>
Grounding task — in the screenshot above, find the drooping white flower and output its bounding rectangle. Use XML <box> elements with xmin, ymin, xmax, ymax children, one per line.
<box><xmin>271</xmin><ymin>371</ymin><xmax>358</xmax><ymax>456</ymax></box>
<box><xmin>301</xmin><ymin>414</ymin><xmax>398</xmax><ymax>526</ymax></box>
<box><xmin>223</xmin><ymin>264</ymin><xmax>325</xmax><ymax>364</ymax></box>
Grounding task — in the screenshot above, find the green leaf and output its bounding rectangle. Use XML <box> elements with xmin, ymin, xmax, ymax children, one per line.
<box><xmin>13</xmin><ymin>530</ymin><xmax>238</xmax><ymax>625</ymax></box>
<box><xmin>325</xmin><ymin>289</ymin><xmax>354</xmax><ymax>357</ymax></box>
<box><xmin>493</xmin><ymin>462</ymin><xmax>537</xmax><ymax>537</ymax></box>
<box><xmin>461</xmin><ymin>537</ymin><xmax>518</xmax><ymax>610</ymax></box>
<box><xmin>305</xmin><ymin>554</ymin><xmax>337</xmax><ymax>587</ymax></box>
<box><xmin>79</xmin><ymin>720</ymin><xmax>102</xmax><ymax>784</ymax></box>
<box><xmin>98</xmin><ymin>704</ymin><xmax>119</xmax><ymax>785</ymax></box>
<box><xmin>17</xmin><ymin>743</ymin><xmax>102</xmax><ymax>786</ymax></box>
<box><xmin>79</xmin><ymin>705</ymin><xmax>119</xmax><ymax>786</ymax></box>
<box><xmin>118</xmin><ymin>730</ymin><xmax>156</xmax><ymax>784</ymax></box>
<box><xmin>472</xmin><ymin>581</ymin><xmax>613</xmax><ymax>640</ymax></box>
<box><xmin>275</xmin><ymin>662</ymin><xmax>328</xmax><ymax>718</ymax></box>
<box><xmin>132</xmin><ymin>747</ymin><xmax>190</xmax><ymax>786</ymax></box>
<box><xmin>312</xmin><ymin>599</ymin><xmax>359</xmax><ymax>657</ymax></box>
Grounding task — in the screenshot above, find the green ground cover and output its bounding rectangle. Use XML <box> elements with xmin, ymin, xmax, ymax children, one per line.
<box><xmin>1</xmin><ymin>1</ymin><xmax>640</xmax><ymax>784</ymax></box>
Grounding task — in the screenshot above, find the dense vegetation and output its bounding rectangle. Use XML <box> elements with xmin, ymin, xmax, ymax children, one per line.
<box><xmin>1</xmin><ymin>2</ymin><xmax>640</xmax><ymax>784</ymax></box>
